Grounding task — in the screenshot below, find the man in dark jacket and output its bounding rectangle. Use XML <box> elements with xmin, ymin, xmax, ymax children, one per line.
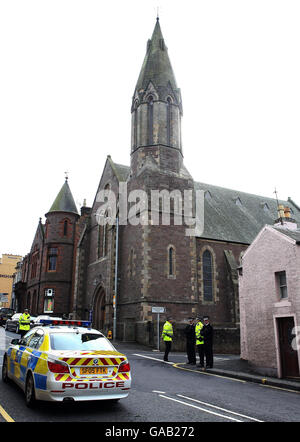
<box><xmin>201</xmin><ymin>316</ymin><xmax>214</xmax><ymax>368</ymax></box>
<box><xmin>184</xmin><ymin>317</ymin><xmax>196</xmax><ymax>365</ymax></box>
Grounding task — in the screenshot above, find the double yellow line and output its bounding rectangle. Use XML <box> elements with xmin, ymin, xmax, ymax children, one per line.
<box><xmin>0</xmin><ymin>404</ymin><xmax>14</xmax><ymax>422</ymax></box>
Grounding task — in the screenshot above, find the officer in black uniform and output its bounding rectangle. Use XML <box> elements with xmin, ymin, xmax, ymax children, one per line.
<box><xmin>201</xmin><ymin>315</ymin><xmax>214</xmax><ymax>368</ymax></box>
<box><xmin>184</xmin><ymin>317</ymin><xmax>196</xmax><ymax>365</ymax></box>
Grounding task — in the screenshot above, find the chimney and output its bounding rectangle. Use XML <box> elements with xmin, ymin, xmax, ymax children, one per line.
<box><xmin>274</xmin><ymin>205</ymin><xmax>297</xmax><ymax>230</ymax></box>
<box><xmin>80</xmin><ymin>199</ymin><xmax>92</xmax><ymax>217</ymax></box>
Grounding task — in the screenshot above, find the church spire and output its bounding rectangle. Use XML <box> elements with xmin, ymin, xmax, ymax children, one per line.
<box><xmin>48</xmin><ymin>179</ymin><xmax>78</xmax><ymax>215</ymax></box>
<box><xmin>131</xmin><ymin>19</ymin><xmax>183</xmax><ymax>174</ymax></box>
<box><xmin>133</xmin><ymin>18</ymin><xmax>181</xmax><ymax>107</ymax></box>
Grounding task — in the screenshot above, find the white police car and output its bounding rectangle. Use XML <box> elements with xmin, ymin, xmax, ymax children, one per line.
<box><xmin>2</xmin><ymin>319</ymin><xmax>131</xmax><ymax>407</ymax></box>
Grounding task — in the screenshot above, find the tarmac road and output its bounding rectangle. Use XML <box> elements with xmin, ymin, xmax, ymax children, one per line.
<box><xmin>1</xmin><ymin>328</ymin><xmax>299</xmax><ymax>425</ymax></box>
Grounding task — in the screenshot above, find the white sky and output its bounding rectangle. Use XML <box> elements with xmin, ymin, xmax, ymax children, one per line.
<box><xmin>1</xmin><ymin>0</ymin><xmax>300</xmax><ymax>257</ymax></box>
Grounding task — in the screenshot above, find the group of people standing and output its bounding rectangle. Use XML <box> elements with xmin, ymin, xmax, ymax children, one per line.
<box><xmin>162</xmin><ymin>315</ymin><xmax>214</xmax><ymax>369</ymax></box>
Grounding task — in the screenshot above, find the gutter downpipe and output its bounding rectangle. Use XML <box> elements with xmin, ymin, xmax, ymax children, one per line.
<box><xmin>113</xmin><ymin>215</ymin><xmax>119</xmax><ymax>341</ymax></box>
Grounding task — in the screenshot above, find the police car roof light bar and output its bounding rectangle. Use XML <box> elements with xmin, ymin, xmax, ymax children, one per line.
<box><xmin>39</xmin><ymin>319</ymin><xmax>92</xmax><ymax>327</ymax></box>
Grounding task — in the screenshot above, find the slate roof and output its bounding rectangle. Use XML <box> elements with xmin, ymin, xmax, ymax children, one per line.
<box><xmin>273</xmin><ymin>227</ymin><xmax>300</xmax><ymax>244</ymax></box>
<box><xmin>112</xmin><ymin>160</ymin><xmax>300</xmax><ymax>245</ymax></box>
<box><xmin>194</xmin><ymin>181</ymin><xmax>300</xmax><ymax>244</ymax></box>
<box><xmin>48</xmin><ymin>179</ymin><xmax>79</xmax><ymax>215</ymax></box>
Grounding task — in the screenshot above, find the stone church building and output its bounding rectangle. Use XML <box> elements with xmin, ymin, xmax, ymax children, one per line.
<box><xmin>18</xmin><ymin>19</ymin><xmax>300</xmax><ymax>352</ymax></box>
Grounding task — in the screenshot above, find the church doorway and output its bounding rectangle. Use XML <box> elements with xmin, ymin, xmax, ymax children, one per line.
<box><xmin>92</xmin><ymin>287</ymin><xmax>106</xmax><ymax>332</ymax></box>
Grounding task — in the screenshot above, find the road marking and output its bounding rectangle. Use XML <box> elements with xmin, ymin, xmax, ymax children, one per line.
<box><xmin>158</xmin><ymin>394</ymin><xmax>243</xmax><ymax>422</ymax></box>
<box><xmin>0</xmin><ymin>405</ymin><xmax>14</xmax><ymax>422</ymax></box>
<box><xmin>173</xmin><ymin>362</ymin><xmax>246</xmax><ymax>383</ymax></box>
<box><xmin>133</xmin><ymin>354</ymin><xmax>246</xmax><ymax>382</ymax></box>
<box><xmin>152</xmin><ymin>390</ymin><xmax>166</xmax><ymax>394</ymax></box>
<box><xmin>177</xmin><ymin>394</ymin><xmax>264</xmax><ymax>422</ymax></box>
<box><xmin>133</xmin><ymin>353</ymin><xmax>174</xmax><ymax>364</ymax></box>
<box><xmin>259</xmin><ymin>384</ymin><xmax>300</xmax><ymax>394</ymax></box>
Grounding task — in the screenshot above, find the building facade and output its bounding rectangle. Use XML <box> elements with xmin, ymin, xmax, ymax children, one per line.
<box><xmin>72</xmin><ymin>19</ymin><xmax>300</xmax><ymax>352</ymax></box>
<box><xmin>19</xmin><ymin>19</ymin><xmax>300</xmax><ymax>353</ymax></box>
<box><xmin>239</xmin><ymin>208</ymin><xmax>300</xmax><ymax>378</ymax></box>
<box><xmin>15</xmin><ymin>179</ymin><xmax>90</xmax><ymax>316</ymax></box>
<box><xmin>0</xmin><ymin>254</ymin><xmax>22</xmax><ymax>308</ymax></box>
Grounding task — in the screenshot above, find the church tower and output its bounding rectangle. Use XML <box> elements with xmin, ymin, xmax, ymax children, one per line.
<box><xmin>41</xmin><ymin>178</ymin><xmax>79</xmax><ymax>315</ymax></box>
<box><xmin>118</xmin><ymin>19</ymin><xmax>197</xmax><ymax>343</ymax></box>
<box><xmin>130</xmin><ymin>18</ymin><xmax>184</xmax><ymax>176</ymax></box>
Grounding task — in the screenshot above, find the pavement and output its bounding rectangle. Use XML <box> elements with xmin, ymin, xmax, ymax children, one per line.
<box><xmin>181</xmin><ymin>355</ymin><xmax>300</xmax><ymax>392</ymax></box>
<box><xmin>115</xmin><ymin>340</ymin><xmax>300</xmax><ymax>393</ymax></box>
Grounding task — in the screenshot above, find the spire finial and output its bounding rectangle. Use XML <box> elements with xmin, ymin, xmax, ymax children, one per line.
<box><xmin>64</xmin><ymin>171</ymin><xmax>69</xmax><ymax>181</ymax></box>
<box><xmin>156</xmin><ymin>6</ymin><xmax>159</xmax><ymax>21</ymax></box>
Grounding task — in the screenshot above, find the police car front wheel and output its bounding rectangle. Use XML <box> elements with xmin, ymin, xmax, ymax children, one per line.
<box><xmin>2</xmin><ymin>355</ymin><xmax>9</xmax><ymax>383</ymax></box>
<box><xmin>25</xmin><ymin>373</ymin><xmax>36</xmax><ymax>407</ymax></box>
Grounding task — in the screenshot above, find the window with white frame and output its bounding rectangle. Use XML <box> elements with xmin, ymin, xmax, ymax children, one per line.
<box><xmin>44</xmin><ymin>288</ymin><xmax>55</xmax><ymax>313</ymax></box>
<box><xmin>276</xmin><ymin>271</ymin><xmax>288</xmax><ymax>299</ymax></box>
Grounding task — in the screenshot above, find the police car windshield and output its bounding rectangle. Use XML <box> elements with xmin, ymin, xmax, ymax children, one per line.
<box><xmin>50</xmin><ymin>333</ymin><xmax>114</xmax><ymax>351</ymax></box>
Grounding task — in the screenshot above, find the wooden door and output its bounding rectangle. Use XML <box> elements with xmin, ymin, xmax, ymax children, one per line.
<box><xmin>278</xmin><ymin>317</ymin><xmax>299</xmax><ymax>378</ymax></box>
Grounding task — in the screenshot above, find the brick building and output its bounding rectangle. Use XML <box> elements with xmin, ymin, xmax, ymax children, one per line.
<box><xmin>20</xmin><ymin>19</ymin><xmax>300</xmax><ymax>353</ymax></box>
<box><xmin>0</xmin><ymin>254</ymin><xmax>22</xmax><ymax>307</ymax></box>
<box><xmin>239</xmin><ymin>208</ymin><xmax>300</xmax><ymax>378</ymax></box>
<box><xmin>15</xmin><ymin>179</ymin><xmax>90</xmax><ymax>316</ymax></box>
<box><xmin>72</xmin><ymin>19</ymin><xmax>300</xmax><ymax>352</ymax></box>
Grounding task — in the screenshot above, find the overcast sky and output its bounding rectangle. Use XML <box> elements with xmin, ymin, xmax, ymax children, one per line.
<box><xmin>1</xmin><ymin>0</ymin><xmax>300</xmax><ymax>257</ymax></box>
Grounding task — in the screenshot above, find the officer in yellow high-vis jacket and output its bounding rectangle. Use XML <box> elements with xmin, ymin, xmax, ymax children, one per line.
<box><xmin>162</xmin><ymin>317</ymin><xmax>173</xmax><ymax>362</ymax></box>
<box><xmin>195</xmin><ymin>316</ymin><xmax>205</xmax><ymax>368</ymax></box>
<box><xmin>19</xmin><ymin>309</ymin><xmax>31</xmax><ymax>337</ymax></box>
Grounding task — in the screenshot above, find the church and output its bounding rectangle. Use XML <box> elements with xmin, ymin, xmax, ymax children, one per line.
<box><xmin>18</xmin><ymin>18</ymin><xmax>300</xmax><ymax>352</ymax></box>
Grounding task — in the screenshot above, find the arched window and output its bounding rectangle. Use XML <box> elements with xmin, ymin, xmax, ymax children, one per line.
<box><xmin>47</xmin><ymin>247</ymin><xmax>58</xmax><ymax>272</ymax></box>
<box><xmin>63</xmin><ymin>220</ymin><xmax>68</xmax><ymax>236</ymax></box>
<box><xmin>147</xmin><ymin>95</ymin><xmax>154</xmax><ymax>145</ymax></box>
<box><xmin>97</xmin><ymin>223</ymin><xmax>108</xmax><ymax>258</ymax></box>
<box><xmin>166</xmin><ymin>97</ymin><xmax>172</xmax><ymax>145</ymax></box>
<box><xmin>97</xmin><ymin>225</ymin><xmax>102</xmax><ymax>259</ymax></box>
<box><xmin>133</xmin><ymin>100</ymin><xmax>138</xmax><ymax>149</ymax></box>
<box><xmin>103</xmin><ymin>222</ymin><xmax>108</xmax><ymax>257</ymax></box>
<box><xmin>203</xmin><ymin>250</ymin><xmax>213</xmax><ymax>302</ymax></box>
<box><xmin>168</xmin><ymin>246</ymin><xmax>175</xmax><ymax>277</ymax></box>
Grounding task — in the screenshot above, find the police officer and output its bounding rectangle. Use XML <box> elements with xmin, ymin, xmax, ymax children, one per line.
<box><xmin>184</xmin><ymin>317</ymin><xmax>196</xmax><ymax>364</ymax></box>
<box><xmin>195</xmin><ymin>315</ymin><xmax>205</xmax><ymax>369</ymax></box>
<box><xmin>162</xmin><ymin>316</ymin><xmax>173</xmax><ymax>362</ymax></box>
<box><xmin>201</xmin><ymin>315</ymin><xmax>214</xmax><ymax>368</ymax></box>
<box><xmin>19</xmin><ymin>308</ymin><xmax>31</xmax><ymax>338</ymax></box>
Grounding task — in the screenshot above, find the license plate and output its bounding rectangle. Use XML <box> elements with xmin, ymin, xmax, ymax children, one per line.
<box><xmin>80</xmin><ymin>367</ymin><xmax>108</xmax><ymax>375</ymax></box>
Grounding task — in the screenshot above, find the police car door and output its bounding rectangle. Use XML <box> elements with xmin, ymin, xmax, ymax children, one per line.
<box><xmin>11</xmin><ymin>329</ymin><xmax>36</xmax><ymax>387</ymax></box>
<box><xmin>21</xmin><ymin>329</ymin><xmax>46</xmax><ymax>379</ymax></box>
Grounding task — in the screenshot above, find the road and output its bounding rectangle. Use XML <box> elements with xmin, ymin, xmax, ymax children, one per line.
<box><xmin>0</xmin><ymin>326</ymin><xmax>299</xmax><ymax>425</ymax></box>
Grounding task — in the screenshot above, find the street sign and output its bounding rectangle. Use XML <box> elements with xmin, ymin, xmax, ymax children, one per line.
<box><xmin>151</xmin><ymin>306</ymin><xmax>166</xmax><ymax>350</ymax></box>
<box><xmin>0</xmin><ymin>293</ymin><xmax>8</xmax><ymax>303</ymax></box>
<box><xmin>152</xmin><ymin>306</ymin><xmax>165</xmax><ymax>313</ymax></box>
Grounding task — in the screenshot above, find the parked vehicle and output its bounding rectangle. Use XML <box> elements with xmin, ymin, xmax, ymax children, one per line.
<box><xmin>31</xmin><ymin>315</ymin><xmax>62</xmax><ymax>327</ymax></box>
<box><xmin>5</xmin><ymin>313</ymin><xmax>22</xmax><ymax>333</ymax></box>
<box><xmin>0</xmin><ymin>308</ymin><xmax>15</xmax><ymax>326</ymax></box>
<box><xmin>5</xmin><ymin>313</ymin><xmax>36</xmax><ymax>333</ymax></box>
<box><xmin>2</xmin><ymin>319</ymin><xmax>131</xmax><ymax>406</ymax></box>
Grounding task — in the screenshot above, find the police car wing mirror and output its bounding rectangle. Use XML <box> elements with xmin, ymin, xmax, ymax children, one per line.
<box><xmin>11</xmin><ymin>338</ymin><xmax>21</xmax><ymax>345</ymax></box>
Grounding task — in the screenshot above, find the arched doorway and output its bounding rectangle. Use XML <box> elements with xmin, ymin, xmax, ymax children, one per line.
<box><xmin>92</xmin><ymin>286</ymin><xmax>106</xmax><ymax>332</ymax></box>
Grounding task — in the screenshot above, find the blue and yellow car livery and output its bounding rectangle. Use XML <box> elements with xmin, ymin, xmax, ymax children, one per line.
<box><xmin>2</xmin><ymin>320</ymin><xmax>131</xmax><ymax>406</ymax></box>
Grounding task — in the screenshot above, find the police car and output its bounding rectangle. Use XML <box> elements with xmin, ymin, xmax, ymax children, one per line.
<box><xmin>1</xmin><ymin>319</ymin><xmax>131</xmax><ymax>407</ymax></box>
